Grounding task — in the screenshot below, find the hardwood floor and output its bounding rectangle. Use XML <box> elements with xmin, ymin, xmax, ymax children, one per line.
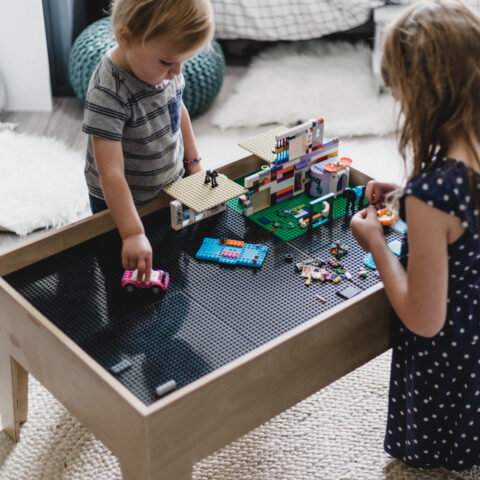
<box><xmin>0</xmin><ymin>97</ymin><xmax>87</xmax><ymax>151</ymax></box>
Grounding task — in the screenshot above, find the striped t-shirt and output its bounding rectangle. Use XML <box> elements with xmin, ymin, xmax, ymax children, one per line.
<box><xmin>82</xmin><ymin>52</ymin><xmax>185</xmax><ymax>205</ymax></box>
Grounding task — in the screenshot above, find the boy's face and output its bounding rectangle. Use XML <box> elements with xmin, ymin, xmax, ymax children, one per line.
<box><xmin>122</xmin><ymin>33</ymin><xmax>201</xmax><ymax>86</ymax></box>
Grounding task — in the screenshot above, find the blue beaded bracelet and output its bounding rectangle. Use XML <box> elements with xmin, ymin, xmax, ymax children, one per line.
<box><xmin>183</xmin><ymin>157</ymin><xmax>201</xmax><ymax>165</ymax></box>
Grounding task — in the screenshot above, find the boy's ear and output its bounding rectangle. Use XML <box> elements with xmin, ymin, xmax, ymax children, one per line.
<box><xmin>116</xmin><ymin>26</ymin><xmax>133</xmax><ymax>49</ymax></box>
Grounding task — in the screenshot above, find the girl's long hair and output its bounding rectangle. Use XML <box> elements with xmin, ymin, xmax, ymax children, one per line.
<box><xmin>381</xmin><ymin>0</ymin><xmax>480</xmax><ymax>178</ymax></box>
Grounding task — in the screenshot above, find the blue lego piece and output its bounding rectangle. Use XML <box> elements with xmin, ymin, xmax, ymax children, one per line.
<box><xmin>310</xmin><ymin>192</ymin><xmax>335</xmax><ymax>206</ymax></box>
<box><xmin>353</xmin><ymin>186</ymin><xmax>364</xmax><ymax>199</ymax></box>
<box><xmin>237</xmin><ymin>244</ymin><xmax>268</xmax><ymax>267</ymax></box>
<box><xmin>195</xmin><ymin>238</ymin><xmax>268</xmax><ymax>268</ymax></box>
<box><xmin>391</xmin><ymin>219</ymin><xmax>407</xmax><ymax>235</ymax></box>
<box><xmin>195</xmin><ymin>238</ymin><xmax>222</xmax><ymax>261</ymax></box>
<box><xmin>364</xmin><ymin>239</ymin><xmax>403</xmax><ymax>270</ymax></box>
<box><xmin>388</xmin><ymin>239</ymin><xmax>403</xmax><ymax>257</ymax></box>
<box><xmin>364</xmin><ymin>253</ymin><xmax>376</xmax><ymax>270</ymax></box>
<box><xmin>258</xmin><ymin>216</ymin><xmax>271</xmax><ymax>225</ymax></box>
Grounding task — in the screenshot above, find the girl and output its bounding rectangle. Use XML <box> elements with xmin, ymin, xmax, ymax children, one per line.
<box><xmin>83</xmin><ymin>0</ymin><xmax>213</xmax><ymax>284</ymax></box>
<box><xmin>350</xmin><ymin>1</ymin><xmax>480</xmax><ymax>478</ymax></box>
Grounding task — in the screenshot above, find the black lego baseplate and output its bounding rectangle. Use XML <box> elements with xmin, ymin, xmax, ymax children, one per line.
<box><xmin>4</xmin><ymin>206</ymin><xmax>404</xmax><ymax>405</ymax></box>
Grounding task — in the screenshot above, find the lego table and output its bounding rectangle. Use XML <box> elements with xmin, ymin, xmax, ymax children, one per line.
<box><xmin>0</xmin><ymin>154</ymin><xmax>394</xmax><ymax>480</ymax></box>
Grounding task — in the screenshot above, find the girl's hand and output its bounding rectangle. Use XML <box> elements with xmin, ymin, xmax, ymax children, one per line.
<box><xmin>350</xmin><ymin>206</ymin><xmax>386</xmax><ymax>252</ymax></box>
<box><xmin>186</xmin><ymin>161</ymin><xmax>202</xmax><ymax>176</ymax></box>
<box><xmin>122</xmin><ymin>233</ymin><xmax>153</xmax><ymax>283</ymax></box>
<box><xmin>365</xmin><ymin>180</ymin><xmax>400</xmax><ymax>208</ymax></box>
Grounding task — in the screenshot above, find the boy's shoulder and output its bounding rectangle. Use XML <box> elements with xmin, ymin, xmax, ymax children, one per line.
<box><xmin>87</xmin><ymin>53</ymin><xmax>184</xmax><ymax>104</ymax></box>
<box><xmin>86</xmin><ymin>53</ymin><xmax>132</xmax><ymax>102</ymax></box>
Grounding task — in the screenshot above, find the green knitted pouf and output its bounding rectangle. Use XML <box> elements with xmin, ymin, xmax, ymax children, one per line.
<box><xmin>68</xmin><ymin>17</ymin><xmax>117</xmax><ymax>102</ymax></box>
<box><xmin>182</xmin><ymin>41</ymin><xmax>225</xmax><ymax>117</ymax></box>
<box><xmin>68</xmin><ymin>17</ymin><xmax>226</xmax><ymax>117</ymax></box>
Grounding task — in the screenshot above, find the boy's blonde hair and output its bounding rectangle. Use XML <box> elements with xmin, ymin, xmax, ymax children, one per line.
<box><xmin>111</xmin><ymin>0</ymin><xmax>214</xmax><ymax>51</ymax></box>
<box><xmin>381</xmin><ymin>0</ymin><xmax>480</xmax><ymax>178</ymax></box>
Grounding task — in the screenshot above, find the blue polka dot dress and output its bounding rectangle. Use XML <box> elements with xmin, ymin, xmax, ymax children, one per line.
<box><xmin>385</xmin><ymin>158</ymin><xmax>480</xmax><ymax>472</ymax></box>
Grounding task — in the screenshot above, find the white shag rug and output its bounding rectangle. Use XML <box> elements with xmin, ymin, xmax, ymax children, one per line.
<box><xmin>0</xmin><ymin>130</ymin><xmax>90</xmax><ymax>236</ymax></box>
<box><xmin>0</xmin><ymin>351</ymin><xmax>458</xmax><ymax>480</ymax></box>
<box><xmin>212</xmin><ymin>41</ymin><xmax>399</xmax><ymax>138</ymax></box>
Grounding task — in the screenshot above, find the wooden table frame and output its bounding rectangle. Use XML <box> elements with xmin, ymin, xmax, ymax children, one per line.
<box><xmin>0</xmin><ymin>155</ymin><xmax>392</xmax><ymax>480</ymax></box>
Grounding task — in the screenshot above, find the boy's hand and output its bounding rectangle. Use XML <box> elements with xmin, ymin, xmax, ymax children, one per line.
<box><xmin>186</xmin><ymin>161</ymin><xmax>203</xmax><ymax>176</ymax></box>
<box><xmin>350</xmin><ymin>206</ymin><xmax>386</xmax><ymax>252</ymax></box>
<box><xmin>365</xmin><ymin>180</ymin><xmax>400</xmax><ymax>208</ymax></box>
<box><xmin>122</xmin><ymin>233</ymin><xmax>153</xmax><ymax>284</ymax></box>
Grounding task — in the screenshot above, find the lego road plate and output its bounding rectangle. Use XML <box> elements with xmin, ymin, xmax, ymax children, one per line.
<box><xmin>163</xmin><ymin>171</ymin><xmax>247</xmax><ymax>213</ymax></box>
<box><xmin>238</xmin><ymin>126</ymin><xmax>289</xmax><ymax>164</ymax></box>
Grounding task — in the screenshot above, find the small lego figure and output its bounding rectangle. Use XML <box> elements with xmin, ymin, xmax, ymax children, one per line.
<box><xmin>343</xmin><ymin>188</ymin><xmax>357</xmax><ymax>215</ymax></box>
<box><xmin>211</xmin><ymin>170</ymin><xmax>219</xmax><ymax>187</ymax></box>
<box><xmin>344</xmin><ymin>186</ymin><xmax>366</xmax><ymax>215</ymax></box>
<box><xmin>330</xmin><ymin>242</ymin><xmax>348</xmax><ymax>259</ymax></box>
<box><xmin>358</xmin><ymin>185</ymin><xmax>366</xmax><ymax>209</ymax></box>
<box><xmin>204</xmin><ymin>170</ymin><xmax>211</xmax><ymax>184</ymax></box>
<box><xmin>204</xmin><ymin>169</ymin><xmax>219</xmax><ymax>188</ymax></box>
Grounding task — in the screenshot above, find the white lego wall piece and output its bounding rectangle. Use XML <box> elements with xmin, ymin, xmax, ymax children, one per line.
<box><xmin>288</xmin><ymin>135</ymin><xmax>307</xmax><ymax>161</ymax></box>
<box><xmin>245</xmin><ymin>174</ymin><xmax>257</xmax><ymax>189</ymax></box>
<box><xmin>169</xmin><ymin>199</ymin><xmax>228</xmax><ymax>231</ymax></box>
<box><xmin>312</xmin><ymin>122</ymin><xmax>324</xmax><ymax>148</ymax></box>
<box><xmin>170</xmin><ymin>200</ymin><xmax>183</xmax><ymax>230</ymax></box>
<box><xmin>275</xmin><ymin>119</ymin><xmax>315</xmax><ymax>140</ymax></box>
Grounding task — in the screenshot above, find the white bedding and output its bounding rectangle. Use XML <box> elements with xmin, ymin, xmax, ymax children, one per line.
<box><xmin>211</xmin><ymin>0</ymin><xmax>384</xmax><ymax>40</ymax></box>
<box><xmin>211</xmin><ymin>0</ymin><xmax>480</xmax><ymax>41</ymax></box>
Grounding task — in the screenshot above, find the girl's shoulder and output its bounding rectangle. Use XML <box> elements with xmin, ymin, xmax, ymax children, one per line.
<box><xmin>405</xmin><ymin>158</ymin><xmax>470</xmax><ymax>194</ymax></box>
<box><xmin>400</xmin><ymin>158</ymin><xmax>480</xmax><ymax>231</ymax></box>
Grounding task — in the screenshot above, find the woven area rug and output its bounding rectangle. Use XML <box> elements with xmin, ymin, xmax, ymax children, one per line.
<box><xmin>0</xmin><ymin>351</ymin><xmax>457</xmax><ymax>480</ymax></box>
<box><xmin>212</xmin><ymin>41</ymin><xmax>399</xmax><ymax>138</ymax></box>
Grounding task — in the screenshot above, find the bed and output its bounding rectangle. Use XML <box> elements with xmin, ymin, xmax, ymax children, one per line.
<box><xmin>211</xmin><ymin>0</ymin><xmax>480</xmax><ymax>41</ymax></box>
<box><xmin>211</xmin><ymin>0</ymin><xmax>385</xmax><ymax>41</ymax></box>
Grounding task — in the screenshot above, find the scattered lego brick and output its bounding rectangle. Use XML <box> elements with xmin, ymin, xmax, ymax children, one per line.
<box><xmin>155</xmin><ymin>379</ymin><xmax>177</xmax><ymax>397</ymax></box>
<box><xmin>328</xmin><ymin>258</ymin><xmax>342</xmax><ymax>268</ymax></box>
<box><xmin>337</xmin><ymin>286</ymin><xmax>362</xmax><ymax>300</ymax></box>
<box><xmin>110</xmin><ymin>358</ymin><xmax>133</xmax><ymax>374</ymax></box>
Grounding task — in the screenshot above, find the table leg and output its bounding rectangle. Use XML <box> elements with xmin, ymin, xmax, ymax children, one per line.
<box><xmin>119</xmin><ymin>458</ymin><xmax>193</xmax><ymax>480</ymax></box>
<box><xmin>0</xmin><ymin>351</ymin><xmax>28</xmax><ymax>442</ymax></box>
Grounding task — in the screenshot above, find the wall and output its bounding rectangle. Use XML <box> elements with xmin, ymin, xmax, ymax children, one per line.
<box><xmin>0</xmin><ymin>1</ymin><xmax>52</xmax><ymax>111</ymax></box>
<box><xmin>42</xmin><ymin>0</ymin><xmax>109</xmax><ymax>96</ymax></box>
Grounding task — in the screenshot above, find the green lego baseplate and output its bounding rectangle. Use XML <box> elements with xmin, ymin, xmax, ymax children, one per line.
<box><xmin>228</xmin><ymin>172</ymin><xmax>366</xmax><ymax>242</ymax></box>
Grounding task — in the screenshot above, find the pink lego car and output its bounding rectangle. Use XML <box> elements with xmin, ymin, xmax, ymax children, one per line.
<box><xmin>122</xmin><ymin>269</ymin><xmax>170</xmax><ymax>294</ymax></box>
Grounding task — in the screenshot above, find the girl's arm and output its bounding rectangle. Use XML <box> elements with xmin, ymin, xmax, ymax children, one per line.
<box><xmin>92</xmin><ymin>136</ymin><xmax>152</xmax><ymax>283</ymax></box>
<box><xmin>180</xmin><ymin>101</ymin><xmax>202</xmax><ymax>175</ymax></box>
<box><xmin>351</xmin><ymin>196</ymin><xmax>452</xmax><ymax>337</ymax></box>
